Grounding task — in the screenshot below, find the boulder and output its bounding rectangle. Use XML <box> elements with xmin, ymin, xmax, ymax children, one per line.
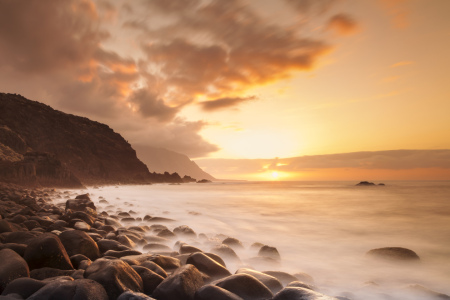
<box><xmin>27</xmin><ymin>279</ymin><xmax>108</xmax><ymax>300</ymax></box>
<box><xmin>1</xmin><ymin>278</ymin><xmax>45</xmax><ymax>299</ymax></box>
<box><xmin>187</xmin><ymin>252</ymin><xmax>231</xmax><ymax>280</ymax></box>
<box><xmin>65</xmin><ymin>196</ymin><xmax>96</xmax><ymax>213</ymax></box>
<box><xmin>104</xmin><ymin>250</ymin><xmax>142</xmax><ymax>258</ymax></box>
<box><xmin>29</xmin><ymin>267</ymin><xmax>74</xmax><ymax>280</ymax></box>
<box><xmin>150</xmin><ymin>255</ymin><xmax>181</xmax><ymax>271</ymax></box>
<box><xmin>211</xmin><ymin>245</ymin><xmax>241</xmax><ymax>264</ymax></box>
<box><xmin>195</xmin><ymin>284</ymin><xmax>244</xmax><ymax>300</ymax></box>
<box><xmin>131</xmin><ymin>266</ymin><xmax>164</xmax><ymax>295</ymax></box>
<box><xmin>157</xmin><ymin>229</ymin><xmax>176</xmax><ymax>238</ymax></box>
<box><xmin>59</xmin><ymin>230</ymin><xmax>101</xmax><ymax>260</ymax></box>
<box><xmin>1</xmin><ymin>231</ymin><xmax>40</xmax><ymax>245</ymax></box>
<box><xmin>117</xmin><ymin>291</ymin><xmax>155</xmax><ymax>300</ymax></box>
<box><xmin>292</xmin><ymin>272</ymin><xmax>315</xmax><ymax>284</ymax></box>
<box><xmin>263</xmin><ymin>271</ymin><xmax>298</xmax><ymax>286</ymax></box>
<box><xmin>213</xmin><ymin>274</ymin><xmax>273</xmax><ymax>300</ymax></box>
<box><xmin>140</xmin><ymin>261</ymin><xmax>168</xmax><ymax>278</ymax></box>
<box><xmin>105</xmin><ymin>217</ymin><xmax>122</xmax><ymax>228</ymax></box>
<box><xmin>0</xmin><ymin>220</ymin><xmax>16</xmax><ymax>234</ymax></box>
<box><xmin>173</xmin><ymin>225</ymin><xmax>196</xmax><ymax>237</ymax></box>
<box><xmin>236</xmin><ymin>268</ymin><xmax>283</xmax><ymax>293</ymax></box>
<box><xmin>143</xmin><ymin>243</ymin><xmax>172</xmax><ymax>252</ymax></box>
<box><xmin>222</xmin><ymin>237</ymin><xmax>244</xmax><ymax>250</ymax></box>
<box><xmin>0</xmin><ymin>249</ymin><xmax>30</xmax><ymax>294</ymax></box>
<box><xmin>273</xmin><ymin>287</ymin><xmax>338</xmax><ymax>300</ymax></box>
<box><xmin>287</xmin><ymin>281</ymin><xmax>316</xmax><ymax>290</ymax></box>
<box><xmin>180</xmin><ymin>244</ymin><xmax>203</xmax><ymax>254</ymax></box>
<box><xmin>24</xmin><ymin>233</ymin><xmax>74</xmax><ymax>270</ymax></box>
<box><xmin>366</xmin><ymin>247</ymin><xmax>420</xmax><ymax>262</ymax></box>
<box><xmin>258</xmin><ymin>245</ymin><xmax>281</xmax><ymax>260</ymax></box>
<box><xmin>70</xmin><ymin>254</ymin><xmax>91</xmax><ymax>269</ymax></box>
<box><xmin>0</xmin><ymin>243</ymin><xmax>27</xmax><ymax>257</ymax></box>
<box><xmin>84</xmin><ymin>258</ymin><xmax>144</xmax><ymax>300</ymax></box>
<box><xmin>153</xmin><ymin>264</ymin><xmax>204</xmax><ymax>300</ymax></box>
<box><xmin>117</xmin><ymin>235</ymin><xmax>136</xmax><ymax>249</ymax></box>
<box><xmin>97</xmin><ymin>239</ymin><xmax>130</xmax><ymax>253</ymax></box>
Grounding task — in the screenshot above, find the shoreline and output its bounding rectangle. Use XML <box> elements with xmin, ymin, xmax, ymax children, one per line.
<box><xmin>0</xmin><ymin>183</ymin><xmax>448</xmax><ymax>300</ymax></box>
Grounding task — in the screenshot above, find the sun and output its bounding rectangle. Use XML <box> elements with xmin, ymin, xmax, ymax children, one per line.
<box><xmin>271</xmin><ymin>171</ymin><xmax>279</xmax><ymax>179</ymax></box>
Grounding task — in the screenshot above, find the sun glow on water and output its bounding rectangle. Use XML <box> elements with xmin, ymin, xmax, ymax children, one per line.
<box><xmin>271</xmin><ymin>171</ymin><xmax>279</xmax><ymax>179</ymax></box>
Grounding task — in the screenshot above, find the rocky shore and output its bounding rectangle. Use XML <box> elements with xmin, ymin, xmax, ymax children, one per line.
<box><xmin>0</xmin><ymin>183</ymin><xmax>448</xmax><ymax>300</ymax></box>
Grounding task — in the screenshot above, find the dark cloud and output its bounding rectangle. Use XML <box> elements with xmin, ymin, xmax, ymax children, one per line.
<box><xmin>133</xmin><ymin>0</ymin><xmax>332</xmax><ymax>109</ymax></box>
<box><xmin>326</xmin><ymin>14</ymin><xmax>359</xmax><ymax>36</ymax></box>
<box><xmin>199</xmin><ymin>96</ymin><xmax>257</xmax><ymax>112</ymax></box>
<box><xmin>128</xmin><ymin>88</ymin><xmax>180</xmax><ymax>122</ymax></box>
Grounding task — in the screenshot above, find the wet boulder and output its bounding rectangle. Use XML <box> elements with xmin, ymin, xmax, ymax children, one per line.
<box><xmin>173</xmin><ymin>225</ymin><xmax>196</xmax><ymax>237</ymax></box>
<box><xmin>180</xmin><ymin>244</ymin><xmax>203</xmax><ymax>254</ymax></box>
<box><xmin>195</xmin><ymin>284</ymin><xmax>244</xmax><ymax>300</ymax></box>
<box><xmin>287</xmin><ymin>281</ymin><xmax>316</xmax><ymax>291</ymax></box>
<box><xmin>213</xmin><ymin>274</ymin><xmax>273</xmax><ymax>300</ymax></box>
<box><xmin>153</xmin><ymin>264</ymin><xmax>204</xmax><ymax>300</ymax></box>
<box><xmin>211</xmin><ymin>245</ymin><xmax>241</xmax><ymax>264</ymax></box>
<box><xmin>27</xmin><ymin>279</ymin><xmax>108</xmax><ymax>300</ymax></box>
<box><xmin>59</xmin><ymin>230</ymin><xmax>101</xmax><ymax>260</ymax></box>
<box><xmin>140</xmin><ymin>261</ymin><xmax>168</xmax><ymax>278</ymax></box>
<box><xmin>187</xmin><ymin>252</ymin><xmax>231</xmax><ymax>280</ymax></box>
<box><xmin>143</xmin><ymin>243</ymin><xmax>172</xmax><ymax>252</ymax></box>
<box><xmin>149</xmin><ymin>255</ymin><xmax>181</xmax><ymax>271</ymax></box>
<box><xmin>366</xmin><ymin>247</ymin><xmax>420</xmax><ymax>262</ymax></box>
<box><xmin>24</xmin><ymin>233</ymin><xmax>74</xmax><ymax>270</ymax></box>
<box><xmin>84</xmin><ymin>258</ymin><xmax>143</xmax><ymax>300</ymax></box>
<box><xmin>97</xmin><ymin>239</ymin><xmax>130</xmax><ymax>253</ymax></box>
<box><xmin>236</xmin><ymin>268</ymin><xmax>283</xmax><ymax>293</ymax></box>
<box><xmin>258</xmin><ymin>245</ymin><xmax>281</xmax><ymax>261</ymax></box>
<box><xmin>29</xmin><ymin>267</ymin><xmax>74</xmax><ymax>280</ymax></box>
<box><xmin>222</xmin><ymin>237</ymin><xmax>244</xmax><ymax>250</ymax></box>
<box><xmin>1</xmin><ymin>278</ymin><xmax>45</xmax><ymax>299</ymax></box>
<box><xmin>69</xmin><ymin>254</ymin><xmax>91</xmax><ymax>269</ymax></box>
<box><xmin>117</xmin><ymin>291</ymin><xmax>155</xmax><ymax>300</ymax></box>
<box><xmin>0</xmin><ymin>243</ymin><xmax>27</xmax><ymax>257</ymax></box>
<box><xmin>273</xmin><ymin>287</ymin><xmax>338</xmax><ymax>300</ymax></box>
<box><xmin>104</xmin><ymin>250</ymin><xmax>142</xmax><ymax>258</ymax></box>
<box><xmin>263</xmin><ymin>271</ymin><xmax>298</xmax><ymax>286</ymax></box>
<box><xmin>131</xmin><ymin>266</ymin><xmax>164</xmax><ymax>295</ymax></box>
<box><xmin>0</xmin><ymin>249</ymin><xmax>30</xmax><ymax>294</ymax></box>
<box><xmin>65</xmin><ymin>195</ymin><xmax>96</xmax><ymax>213</ymax></box>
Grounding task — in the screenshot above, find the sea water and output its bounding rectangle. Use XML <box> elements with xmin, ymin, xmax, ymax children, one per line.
<box><xmin>80</xmin><ymin>181</ymin><xmax>450</xmax><ymax>299</ymax></box>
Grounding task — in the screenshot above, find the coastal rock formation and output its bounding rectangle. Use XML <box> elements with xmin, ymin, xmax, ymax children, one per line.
<box><xmin>366</xmin><ymin>247</ymin><xmax>420</xmax><ymax>262</ymax></box>
<box><xmin>0</xmin><ymin>93</ymin><xmax>184</xmax><ymax>186</ymax></box>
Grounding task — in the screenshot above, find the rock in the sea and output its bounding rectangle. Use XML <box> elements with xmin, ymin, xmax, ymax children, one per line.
<box><xmin>97</xmin><ymin>239</ymin><xmax>131</xmax><ymax>253</ymax></box>
<box><xmin>211</xmin><ymin>244</ymin><xmax>241</xmax><ymax>264</ymax></box>
<box><xmin>131</xmin><ymin>266</ymin><xmax>164</xmax><ymax>295</ymax></box>
<box><xmin>152</xmin><ymin>264</ymin><xmax>204</xmax><ymax>300</ymax></box>
<box><xmin>287</xmin><ymin>281</ymin><xmax>316</xmax><ymax>290</ymax></box>
<box><xmin>84</xmin><ymin>258</ymin><xmax>144</xmax><ymax>300</ymax></box>
<box><xmin>140</xmin><ymin>261</ymin><xmax>168</xmax><ymax>278</ymax></box>
<box><xmin>222</xmin><ymin>237</ymin><xmax>244</xmax><ymax>250</ymax></box>
<box><xmin>104</xmin><ymin>250</ymin><xmax>142</xmax><ymax>258</ymax></box>
<box><xmin>213</xmin><ymin>274</ymin><xmax>273</xmax><ymax>300</ymax></box>
<box><xmin>273</xmin><ymin>287</ymin><xmax>338</xmax><ymax>300</ymax></box>
<box><xmin>24</xmin><ymin>233</ymin><xmax>74</xmax><ymax>270</ymax></box>
<box><xmin>1</xmin><ymin>277</ymin><xmax>45</xmax><ymax>299</ymax></box>
<box><xmin>194</xmin><ymin>284</ymin><xmax>244</xmax><ymax>300</ymax></box>
<box><xmin>173</xmin><ymin>225</ymin><xmax>196</xmax><ymax>237</ymax></box>
<box><xmin>258</xmin><ymin>245</ymin><xmax>281</xmax><ymax>260</ymax></box>
<box><xmin>27</xmin><ymin>279</ymin><xmax>108</xmax><ymax>300</ymax></box>
<box><xmin>143</xmin><ymin>243</ymin><xmax>172</xmax><ymax>252</ymax></box>
<box><xmin>29</xmin><ymin>267</ymin><xmax>74</xmax><ymax>280</ymax></box>
<box><xmin>236</xmin><ymin>268</ymin><xmax>283</xmax><ymax>293</ymax></box>
<box><xmin>117</xmin><ymin>291</ymin><xmax>156</xmax><ymax>300</ymax></box>
<box><xmin>66</xmin><ymin>195</ymin><xmax>96</xmax><ymax>212</ymax></box>
<box><xmin>180</xmin><ymin>244</ymin><xmax>203</xmax><ymax>254</ymax></box>
<box><xmin>186</xmin><ymin>252</ymin><xmax>231</xmax><ymax>280</ymax></box>
<box><xmin>149</xmin><ymin>255</ymin><xmax>181</xmax><ymax>271</ymax></box>
<box><xmin>0</xmin><ymin>249</ymin><xmax>30</xmax><ymax>294</ymax></box>
<box><xmin>70</xmin><ymin>254</ymin><xmax>91</xmax><ymax>269</ymax></box>
<box><xmin>263</xmin><ymin>271</ymin><xmax>298</xmax><ymax>286</ymax></box>
<box><xmin>0</xmin><ymin>243</ymin><xmax>27</xmax><ymax>257</ymax></box>
<box><xmin>59</xmin><ymin>230</ymin><xmax>101</xmax><ymax>260</ymax></box>
<box><xmin>366</xmin><ymin>247</ymin><xmax>420</xmax><ymax>262</ymax></box>
<box><xmin>292</xmin><ymin>272</ymin><xmax>315</xmax><ymax>284</ymax></box>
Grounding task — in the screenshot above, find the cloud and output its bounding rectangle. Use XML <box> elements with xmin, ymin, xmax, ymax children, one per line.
<box><xmin>128</xmin><ymin>88</ymin><xmax>180</xmax><ymax>122</ymax></box>
<box><xmin>130</xmin><ymin>0</ymin><xmax>332</xmax><ymax>110</ymax></box>
<box><xmin>197</xmin><ymin>150</ymin><xmax>450</xmax><ymax>176</ymax></box>
<box><xmin>391</xmin><ymin>61</ymin><xmax>415</xmax><ymax>68</ymax></box>
<box><xmin>199</xmin><ymin>96</ymin><xmax>257</xmax><ymax>112</ymax></box>
<box><xmin>326</xmin><ymin>14</ymin><xmax>360</xmax><ymax>36</ymax></box>
<box><xmin>379</xmin><ymin>0</ymin><xmax>410</xmax><ymax>29</ymax></box>
<box><xmin>283</xmin><ymin>0</ymin><xmax>337</xmax><ymax>15</ymax></box>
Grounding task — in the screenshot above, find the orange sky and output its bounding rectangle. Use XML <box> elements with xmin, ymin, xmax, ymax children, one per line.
<box><xmin>0</xmin><ymin>0</ymin><xmax>449</xmax><ymax>180</ymax></box>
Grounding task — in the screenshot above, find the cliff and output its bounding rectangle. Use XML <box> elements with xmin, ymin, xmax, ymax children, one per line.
<box><xmin>0</xmin><ymin>93</ymin><xmax>182</xmax><ymax>186</ymax></box>
<box><xmin>134</xmin><ymin>145</ymin><xmax>216</xmax><ymax>181</ymax></box>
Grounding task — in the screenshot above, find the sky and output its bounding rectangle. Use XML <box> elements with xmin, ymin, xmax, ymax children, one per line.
<box><xmin>0</xmin><ymin>0</ymin><xmax>449</xmax><ymax>180</ymax></box>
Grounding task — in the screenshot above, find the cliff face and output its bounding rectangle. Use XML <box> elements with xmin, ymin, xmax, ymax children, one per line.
<box><xmin>0</xmin><ymin>93</ymin><xmax>180</xmax><ymax>186</ymax></box>
<box><xmin>135</xmin><ymin>145</ymin><xmax>216</xmax><ymax>181</ymax></box>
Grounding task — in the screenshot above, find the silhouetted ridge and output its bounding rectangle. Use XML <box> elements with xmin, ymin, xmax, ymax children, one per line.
<box><xmin>0</xmin><ymin>93</ymin><xmax>183</xmax><ymax>186</ymax></box>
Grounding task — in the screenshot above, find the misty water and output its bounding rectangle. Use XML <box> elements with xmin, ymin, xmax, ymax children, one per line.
<box><xmin>79</xmin><ymin>181</ymin><xmax>450</xmax><ymax>299</ymax></box>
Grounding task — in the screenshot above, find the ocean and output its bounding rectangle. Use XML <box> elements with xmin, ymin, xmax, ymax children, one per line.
<box><xmin>78</xmin><ymin>181</ymin><xmax>450</xmax><ymax>299</ymax></box>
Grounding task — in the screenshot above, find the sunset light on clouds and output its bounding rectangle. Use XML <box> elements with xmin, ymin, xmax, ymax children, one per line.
<box><xmin>0</xmin><ymin>0</ymin><xmax>449</xmax><ymax>180</ymax></box>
